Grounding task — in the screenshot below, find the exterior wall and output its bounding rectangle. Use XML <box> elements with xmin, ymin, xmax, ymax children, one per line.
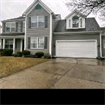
<box><xmin>26</xmin><ymin>5</ymin><xmax>50</xmax><ymax>54</ymax></box>
<box><xmin>52</xmin><ymin>34</ymin><xmax>100</xmax><ymax>57</ymax></box>
<box><xmin>102</xmin><ymin>36</ymin><xmax>105</xmax><ymax>57</ymax></box>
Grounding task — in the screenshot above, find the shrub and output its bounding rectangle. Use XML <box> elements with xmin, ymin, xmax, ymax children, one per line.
<box><xmin>22</xmin><ymin>50</ymin><xmax>30</xmax><ymax>56</ymax></box>
<box><xmin>35</xmin><ymin>52</ymin><xmax>44</xmax><ymax>58</ymax></box>
<box><xmin>44</xmin><ymin>53</ymin><xmax>51</xmax><ymax>59</ymax></box>
<box><xmin>0</xmin><ymin>49</ymin><xmax>3</xmax><ymax>52</ymax></box>
<box><xmin>3</xmin><ymin>49</ymin><xmax>13</xmax><ymax>56</ymax></box>
<box><xmin>17</xmin><ymin>51</ymin><xmax>23</xmax><ymax>57</ymax></box>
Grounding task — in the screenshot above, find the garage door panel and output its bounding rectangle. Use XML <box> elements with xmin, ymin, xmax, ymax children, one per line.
<box><xmin>56</xmin><ymin>40</ymin><xmax>97</xmax><ymax>58</ymax></box>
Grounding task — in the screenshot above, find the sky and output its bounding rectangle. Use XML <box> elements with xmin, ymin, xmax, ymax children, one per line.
<box><xmin>0</xmin><ymin>0</ymin><xmax>104</xmax><ymax>27</ymax></box>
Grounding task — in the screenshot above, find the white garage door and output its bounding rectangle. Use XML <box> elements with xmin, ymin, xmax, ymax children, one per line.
<box><xmin>56</xmin><ymin>40</ymin><xmax>97</xmax><ymax>58</ymax></box>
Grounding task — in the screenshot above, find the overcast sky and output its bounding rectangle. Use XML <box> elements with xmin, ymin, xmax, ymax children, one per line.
<box><xmin>0</xmin><ymin>0</ymin><xmax>104</xmax><ymax>27</ymax></box>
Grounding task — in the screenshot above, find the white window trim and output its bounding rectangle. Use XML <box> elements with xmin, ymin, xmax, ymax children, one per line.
<box><xmin>5</xmin><ymin>22</ymin><xmax>16</xmax><ymax>32</ymax></box>
<box><xmin>66</xmin><ymin>16</ymin><xmax>85</xmax><ymax>29</ymax></box>
<box><xmin>31</xmin><ymin>16</ymin><xmax>45</xmax><ymax>28</ymax></box>
<box><xmin>30</xmin><ymin>37</ymin><xmax>44</xmax><ymax>49</ymax></box>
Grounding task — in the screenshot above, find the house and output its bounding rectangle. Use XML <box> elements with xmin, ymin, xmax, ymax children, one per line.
<box><xmin>0</xmin><ymin>0</ymin><xmax>105</xmax><ymax>58</ymax></box>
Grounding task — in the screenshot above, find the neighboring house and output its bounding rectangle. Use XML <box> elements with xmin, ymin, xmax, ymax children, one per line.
<box><xmin>0</xmin><ymin>25</ymin><xmax>2</xmax><ymax>48</ymax></box>
<box><xmin>0</xmin><ymin>0</ymin><xmax>105</xmax><ymax>58</ymax></box>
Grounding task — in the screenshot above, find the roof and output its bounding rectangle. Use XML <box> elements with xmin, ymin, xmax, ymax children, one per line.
<box><xmin>22</xmin><ymin>0</ymin><xmax>54</xmax><ymax>16</ymax></box>
<box><xmin>54</xmin><ymin>18</ymin><xmax>100</xmax><ymax>32</ymax></box>
<box><xmin>65</xmin><ymin>9</ymin><xmax>87</xmax><ymax>19</ymax></box>
<box><xmin>0</xmin><ymin>33</ymin><xmax>25</xmax><ymax>36</ymax></box>
<box><xmin>2</xmin><ymin>16</ymin><xmax>25</xmax><ymax>22</ymax></box>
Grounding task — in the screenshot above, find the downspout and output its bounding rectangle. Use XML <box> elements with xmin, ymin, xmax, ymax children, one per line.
<box><xmin>100</xmin><ymin>32</ymin><xmax>105</xmax><ymax>58</ymax></box>
<box><xmin>49</xmin><ymin>13</ymin><xmax>53</xmax><ymax>56</ymax></box>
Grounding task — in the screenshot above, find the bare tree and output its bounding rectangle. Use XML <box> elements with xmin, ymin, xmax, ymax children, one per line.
<box><xmin>65</xmin><ymin>0</ymin><xmax>105</xmax><ymax>21</ymax></box>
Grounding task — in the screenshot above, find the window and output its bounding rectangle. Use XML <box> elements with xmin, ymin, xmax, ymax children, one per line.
<box><xmin>31</xmin><ymin>37</ymin><xmax>44</xmax><ymax>49</ymax></box>
<box><xmin>72</xmin><ymin>15</ymin><xmax>79</xmax><ymax>27</ymax></box>
<box><xmin>31</xmin><ymin>16</ymin><xmax>37</xmax><ymax>27</ymax></box>
<box><xmin>104</xmin><ymin>40</ymin><xmax>105</xmax><ymax>48</ymax></box>
<box><xmin>5</xmin><ymin>39</ymin><xmax>13</xmax><ymax>49</ymax></box>
<box><xmin>35</xmin><ymin>4</ymin><xmax>42</xmax><ymax>10</ymax></box>
<box><xmin>38</xmin><ymin>16</ymin><xmax>44</xmax><ymax>27</ymax></box>
<box><xmin>5</xmin><ymin>22</ymin><xmax>16</xmax><ymax>32</ymax></box>
<box><xmin>31</xmin><ymin>16</ymin><xmax>45</xmax><ymax>28</ymax></box>
<box><xmin>23</xmin><ymin>21</ymin><xmax>25</xmax><ymax>32</ymax></box>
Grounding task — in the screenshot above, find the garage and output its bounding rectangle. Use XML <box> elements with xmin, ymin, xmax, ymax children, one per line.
<box><xmin>56</xmin><ymin>40</ymin><xmax>97</xmax><ymax>58</ymax></box>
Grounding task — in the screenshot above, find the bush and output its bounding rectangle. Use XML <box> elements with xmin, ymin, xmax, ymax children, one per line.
<box><xmin>35</xmin><ymin>52</ymin><xmax>44</xmax><ymax>58</ymax></box>
<box><xmin>17</xmin><ymin>51</ymin><xmax>23</xmax><ymax>57</ymax></box>
<box><xmin>44</xmin><ymin>53</ymin><xmax>51</xmax><ymax>59</ymax></box>
<box><xmin>0</xmin><ymin>49</ymin><xmax>3</xmax><ymax>52</ymax></box>
<box><xmin>3</xmin><ymin>49</ymin><xmax>13</xmax><ymax>56</ymax></box>
<box><xmin>22</xmin><ymin>50</ymin><xmax>30</xmax><ymax>56</ymax></box>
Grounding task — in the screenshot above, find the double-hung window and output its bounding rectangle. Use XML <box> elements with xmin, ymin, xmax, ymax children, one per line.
<box><xmin>5</xmin><ymin>39</ymin><xmax>13</xmax><ymax>49</ymax></box>
<box><xmin>31</xmin><ymin>37</ymin><xmax>44</xmax><ymax>49</ymax></box>
<box><xmin>5</xmin><ymin>22</ymin><xmax>16</xmax><ymax>32</ymax></box>
<box><xmin>31</xmin><ymin>16</ymin><xmax>45</xmax><ymax>28</ymax></box>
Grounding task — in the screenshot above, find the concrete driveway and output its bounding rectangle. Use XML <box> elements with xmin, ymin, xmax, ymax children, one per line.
<box><xmin>0</xmin><ymin>58</ymin><xmax>105</xmax><ymax>89</ymax></box>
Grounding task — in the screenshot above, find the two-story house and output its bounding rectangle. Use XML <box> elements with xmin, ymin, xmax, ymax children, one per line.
<box><xmin>0</xmin><ymin>0</ymin><xmax>105</xmax><ymax>58</ymax></box>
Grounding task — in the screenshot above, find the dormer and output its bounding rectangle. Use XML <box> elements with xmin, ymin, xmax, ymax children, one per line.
<box><xmin>65</xmin><ymin>9</ymin><xmax>86</xmax><ymax>29</ymax></box>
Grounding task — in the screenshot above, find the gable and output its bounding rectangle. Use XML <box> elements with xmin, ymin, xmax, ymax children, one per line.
<box><xmin>22</xmin><ymin>0</ymin><xmax>53</xmax><ymax>16</ymax></box>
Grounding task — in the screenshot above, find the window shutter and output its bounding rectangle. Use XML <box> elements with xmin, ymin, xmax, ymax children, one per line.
<box><xmin>3</xmin><ymin>22</ymin><xmax>5</xmax><ymax>32</ymax></box>
<box><xmin>44</xmin><ymin>37</ymin><xmax>47</xmax><ymax>49</ymax></box>
<box><xmin>29</xmin><ymin>17</ymin><xmax>31</xmax><ymax>28</ymax></box>
<box><xmin>45</xmin><ymin>16</ymin><xmax>48</xmax><ymax>28</ymax></box>
<box><xmin>16</xmin><ymin>22</ymin><xmax>18</xmax><ymax>32</ymax></box>
<box><xmin>21</xmin><ymin>22</ymin><xmax>23</xmax><ymax>32</ymax></box>
<box><xmin>28</xmin><ymin>37</ymin><xmax>30</xmax><ymax>49</ymax></box>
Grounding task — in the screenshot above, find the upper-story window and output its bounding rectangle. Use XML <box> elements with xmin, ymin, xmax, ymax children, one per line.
<box><xmin>5</xmin><ymin>22</ymin><xmax>16</xmax><ymax>32</ymax></box>
<box><xmin>72</xmin><ymin>15</ymin><xmax>79</xmax><ymax>28</ymax></box>
<box><xmin>35</xmin><ymin>4</ymin><xmax>42</xmax><ymax>10</ymax></box>
<box><xmin>23</xmin><ymin>21</ymin><xmax>25</xmax><ymax>32</ymax></box>
<box><xmin>67</xmin><ymin>15</ymin><xmax>85</xmax><ymax>29</ymax></box>
<box><xmin>31</xmin><ymin>16</ymin><xmax>45</xmax><ymax>28</ymax></box>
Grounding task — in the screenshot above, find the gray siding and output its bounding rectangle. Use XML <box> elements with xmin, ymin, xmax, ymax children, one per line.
<box><xmin>26</xmin><ymin>6</ymin><xmax>50</xmax><ymax>54</ymax></box>
<box><xmin>52</xmin><ymin>34</ymin><xmax>100</xmax><ymax>57</ymax></box>
<box><xmin>102</xmin><ymin>36</ymin><xmax>105</xmax><ymax>57</ymax></box>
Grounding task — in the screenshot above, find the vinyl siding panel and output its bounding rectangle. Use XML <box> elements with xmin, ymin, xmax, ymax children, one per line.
<box><xmin>102</xmin><ymin>36</ymin><xmax>105</xmax><ymax>57</ymax></box>
<box><xmin>26</xmin><ymin>7</ymin><xmax>50</xmax><ymax>53</ymax></box>
<box><xmin>52</xmin><ymin>34</ymin><xmax>100</xmax><ymax>57</ymax></box>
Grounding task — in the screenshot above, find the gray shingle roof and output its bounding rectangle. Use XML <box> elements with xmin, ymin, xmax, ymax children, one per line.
<box><xmin>2</xmin><ymin>16</ymin><xmax>25</xmax><ymax>22</ymax></box>
<box><xmin>0</xmin><ymin>33</ymin><xmax>25</xmax><ymax>36</ymax></box>
<box><xmin>54</xmin><ymin>18</ymin><xmax>100</xmax><ymax>32</ymax></box>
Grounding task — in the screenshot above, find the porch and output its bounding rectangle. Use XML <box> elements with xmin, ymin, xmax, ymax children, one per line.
<box><xmin>0</xmin><ymin>36</ymin><xmax>24</xmax><ymax>54</ymax></box>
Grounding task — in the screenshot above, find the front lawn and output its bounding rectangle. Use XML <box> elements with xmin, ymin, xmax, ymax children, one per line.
<box><xmin>0</xmin><ymin>57</ymin><xmax>48</xmax><ymax>78</ymax></box>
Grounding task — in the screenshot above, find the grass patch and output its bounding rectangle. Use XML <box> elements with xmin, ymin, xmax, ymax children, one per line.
<box><xmin>0</xmin><ymin>57</ymin><xmax>49</xmax><ymax>78</ymax></box>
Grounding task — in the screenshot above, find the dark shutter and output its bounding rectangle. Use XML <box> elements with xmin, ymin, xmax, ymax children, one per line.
<box><xmin>44</xmin><ymin>37</ymin><xmax>47</xmax><ymax>49</ymax></box>
<box><xmin>28</xmin><ymin>37</ymin><xmax>30</xmax><ymax>49</ymax></box>
<box><xmin>29</xmin><ymin>17</ymin><xmax>31</xmax><ymax>28</ymax></box>
<box><xmin>45</xmin><ymin>16</ymin><xmax>48</xmax><ymax>28</ymax></box>
<box><xmin>3</xmin><ymin>22</ymin><xmax>5</xmax><ymax>32</ymax></box>
<box><xmin>21</xmin><ymin>22</ymin><xmax>23</xmax><ymax>32</ymax></box>
<box><xmin>16</xmin><ymin>22</ymin><xmax>18</xmax><ymax>32</ymax></box>
<box><xmin>15</xmin><ymin>39</ymin><xmax>17</xmax><ymax>49</ymax></box>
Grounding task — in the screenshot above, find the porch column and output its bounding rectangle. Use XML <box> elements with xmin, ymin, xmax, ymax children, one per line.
<box><xmin>3</xmin><ymin>39</ymin><xmax>5</xmax><ymax>49</ymax></box>
<box><xmin>0</xmin><ymin>39</ymin><xmax>2</xmax><ymax>49</ymax></box>
<box><xmin>20</xmin><ymin>39</ymin><xmax>23</xmax><ymax>52</ymax></box>
<box><xmin>13</xmin><ymin>38</ymin><xmax>15</xmax><ymax>54</ymax></box>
